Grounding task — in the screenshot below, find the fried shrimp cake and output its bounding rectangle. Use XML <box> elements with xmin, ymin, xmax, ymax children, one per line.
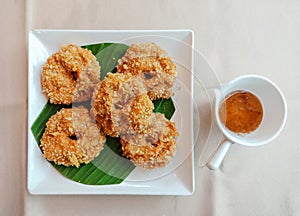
<box><xmin>120</xmin><ymin>113</ymin><xmax>179</xmax><ymax>169</ymax></box>
<box><xmin>41</xmin><ymin>44</ymin><xmax>100</xmax><ymax>104</ymax></box>
<box><xmin>117</xmin><ymin>42</ymin><xmax>177</xmax><ymax>100</ymax></box>
<box><xmin>91</xmin><ymin>72</ymin><xmax>153</xmax><ymax>137</ymax></box>
<box><xmin>40</xmin><ymin>106</ymin><xmax>106</xmax><ymax>167</ymax></box>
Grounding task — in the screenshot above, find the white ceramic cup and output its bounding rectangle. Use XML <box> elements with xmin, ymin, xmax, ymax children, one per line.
<box><xmin>206</xmin><ymin>74</ymin><xmax>287</xmax><ymax>170</ymax></box>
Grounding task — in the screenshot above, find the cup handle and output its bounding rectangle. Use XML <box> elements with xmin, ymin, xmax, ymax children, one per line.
<box><xmin>206</xmin><ymin>139</ymin><xmax>232</xmax><ymax>170</ymax></box>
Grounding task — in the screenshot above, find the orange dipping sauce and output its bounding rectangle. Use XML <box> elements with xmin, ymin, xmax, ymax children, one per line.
<box><xmin>219</xmin><ymin>91</ymin><xmax>263</xmax><ymax>134</ymax></box>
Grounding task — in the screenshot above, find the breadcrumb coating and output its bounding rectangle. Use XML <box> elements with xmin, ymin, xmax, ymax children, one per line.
<box><xmin>91</xmin><ymin>73</ymin><xmax>130</xmax><ymax>137</ymax></box>
<box><xmin>129</xmin><ymin>93</ymin><xmax>154</xmax><ymax>133</ymax></box>
<box><xmin>118</xmin><ymin>42</ymin><xmax>168</xmax><ymax>63</ymax></box>
<box><xmin>120</xmin><ymin>113</ymin><xmax>179</xmax><ymax>169</ymax></box>
<box><xmin>91</xmin><ymin>72</ymin><xmax>152</xmax><ymax>137</ymax></box>
<box><xmin>40</xmin><ymin>106</ymin><xmax>106</xmax><ymax>167</ymax></box>
<box><xmin>117</xmin><ymin>42</ymin><xmax>177</xmax><ymax>100</ymax></box>
<box><xmin>41</xmin><ymin>44</ymin><xmax>100</xmax><ymax>104</ymax></box>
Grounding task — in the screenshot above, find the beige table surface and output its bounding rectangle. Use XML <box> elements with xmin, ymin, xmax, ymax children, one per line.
<box><xmin>1</xmin><ymin>0</ymin><xmax>300</xmax><ymax>215</ymax></box>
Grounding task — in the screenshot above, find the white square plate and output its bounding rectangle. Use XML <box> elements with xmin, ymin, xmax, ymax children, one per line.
<box><xmin>28</xmin><ymin>29</ymin><xmax>194</xmax><ymax>195</ymax></box>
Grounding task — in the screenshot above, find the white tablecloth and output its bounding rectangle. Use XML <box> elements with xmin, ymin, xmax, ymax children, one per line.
<box><xmin>1</xmin><ymin>0</ymin><xmax>300</xmax><ymax>215</ymax></box>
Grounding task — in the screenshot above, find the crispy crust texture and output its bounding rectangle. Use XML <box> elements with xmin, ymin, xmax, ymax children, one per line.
<box><xmin>41</xmin><ymin>44</ymin><xmax>100</xmax><ymax>104</ymax></box>
<box><xmin>118</xmin><ymin>42</ymin><xmax>168</xmax><ymax>63</ymax></box>
<box><xmin>91</xmin><ymin>72</ymin><xmax>132</xmax><ymax>137</ymax></box>
<box><xmin>40</xmin><ymin>106</ymin><xmax>106</xmax><ymax>167</ymax></box>
<box><xmin>120</xmin><ymin>113</ymin><xmax>178</xmax><ymax>169</ymax></box>
<box><xmin>129</xmin><ymin>93</ymin><xmax>154</xmax><ymax>133</ymax></box>
<box><xmin>91</xmin><ymin>72</ymin><xmax>153</xmax><ymax>137</ymax></box>
<box><xmin>117</xmin><ymin>42</ymin><xmax>177</xmax><ymax>100</ymax></box>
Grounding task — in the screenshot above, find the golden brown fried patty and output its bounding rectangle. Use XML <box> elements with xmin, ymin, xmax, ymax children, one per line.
<box><xmin>41</xmin><ymin>44</ymin><xmax>100</xmax><ymax>104</ymax></box>
<box><xmin>40</xmin><ymin>106</ymin><xmax>106</xmax><ymax>167</ymax></box>
<box><xmin>120</xmin><ymin>113</ymin><xmax>178</xmax><ymax>169</ymax></box>
<box><xmin>117</xmin><ymin>42</ymin><xmax>177</xmax><ymax>100</ymax></box>
<box><xmin>91</xmin><ymin>72</ymin><xmax>153</xmax><ymax>137</ymax></box>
